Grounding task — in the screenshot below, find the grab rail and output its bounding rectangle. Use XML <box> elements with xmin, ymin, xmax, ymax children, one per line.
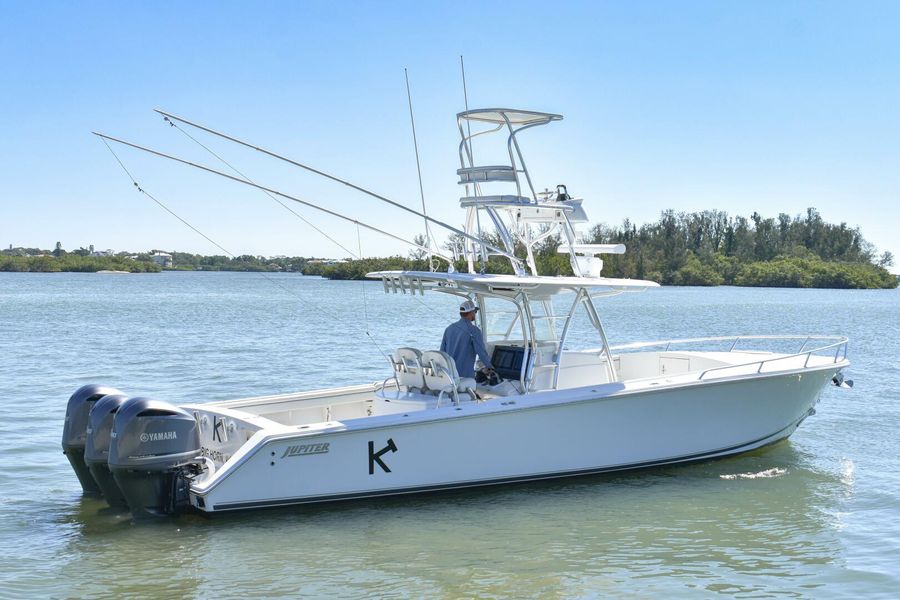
<box><xmin>607</xmin><ymin>335</ymin><xmax>849</xmax><ymax>381</ymax></box>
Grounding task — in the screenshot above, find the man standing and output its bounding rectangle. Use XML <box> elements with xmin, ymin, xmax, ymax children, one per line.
<box><xmin>440</xmin><ymin>299</ymin><xmax>495</xmax><ymax>379</ymax></box>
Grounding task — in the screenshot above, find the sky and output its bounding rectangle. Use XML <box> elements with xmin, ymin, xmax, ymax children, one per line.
<box><xmin>1</xmin><ymin>1</ymin><xmax>898</xmax><ymax>265</ymax></box>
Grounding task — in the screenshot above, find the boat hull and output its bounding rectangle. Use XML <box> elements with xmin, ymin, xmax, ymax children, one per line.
<box><xmin>192</xmin><ymin>365</ymin><xmax>840</xmax><ymax>513</ymax></box>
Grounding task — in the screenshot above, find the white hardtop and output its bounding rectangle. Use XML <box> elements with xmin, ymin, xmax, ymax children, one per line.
<box><xmin>457</xmin><ymin>108</ymin><xmax>563</xmax><ymax>125</ymax></box>
<box><xmin>368</xmin><ymin>270</ymin><xmax>659</xmax><ymax>298</ymax></box>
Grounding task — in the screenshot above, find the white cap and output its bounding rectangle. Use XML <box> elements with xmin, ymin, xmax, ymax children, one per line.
<box><xmin>459</xmin><ymin>300</ymin><xmax>479</xmax><ymax>314</ymax></box>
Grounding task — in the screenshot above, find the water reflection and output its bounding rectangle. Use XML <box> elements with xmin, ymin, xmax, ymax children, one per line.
<box><xmin>43</xmin><ymin>441</ymin><xmax>854</xmax><ymax>598</ymax></box>
<box><xmin>4</xmin><ymin>278</ymin><xmax>898</xmax><ymax>597</ymax></box>
<box><xmin>55</xmin><ymin>501</ymin><xmax>207</xmax><ymax>599</ymax></box>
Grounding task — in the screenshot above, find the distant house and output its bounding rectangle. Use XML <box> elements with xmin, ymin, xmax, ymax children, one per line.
<box><xmin>307</xmin><ymin>258</ymin><xmax>349</xmax><ymax>265</ymax></box>
<box><xmin>90</xmin><ymin>249</ymin><xmax>114</xmax><ymax>257</ymax></box>
<box><xmin>151</xmin><ymin>251</ymin><xmax>173</xmax><ymax>268</ymax></box>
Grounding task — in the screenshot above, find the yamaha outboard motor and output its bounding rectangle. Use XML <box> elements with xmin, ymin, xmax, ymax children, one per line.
<box><xmin>62</xmin><ymin>384</ymin><xmax>124</xmax><ymax>495</ymax></box>
<box><xmin>84</xmin><ymin>394</ymin><xmax>130</xmax><ymax>508</ymax></box>
<box><xmin>108</xmin><ymin>397</ymin><xmax>202</xmax><ymax>518</ymax></box>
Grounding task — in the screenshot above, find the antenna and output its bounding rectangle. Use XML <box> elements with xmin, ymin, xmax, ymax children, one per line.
<box><xmin>404</xmin><ymin>68</ymin><xmax>435</xmax><ymax>271</ymax></box>
<box><xmin>460</xmin><ymin>55</ymin><xmax>487</xmax><ymax>273</ymax></box>
<box><xmin>460</xmin><ymin>56</ymin><xmax>474</xmax><ymax>163</ymax></box>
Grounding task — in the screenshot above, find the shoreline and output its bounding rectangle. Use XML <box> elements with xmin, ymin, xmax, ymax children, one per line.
<box><xmin>1</xmin><ymin>268</ymin><xmax>896</xmax><ymax>290</ymax></box>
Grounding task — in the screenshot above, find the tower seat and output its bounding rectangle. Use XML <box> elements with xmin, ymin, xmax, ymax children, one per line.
<box><xmin>457</xmin><ymin>165</ymin><xmax>518</xmax><ymax>184</ymax></box>
<box><xmin>459</xmin><ymin>195</ymin><xmax>533</xmax><ymax>208</ymax></box>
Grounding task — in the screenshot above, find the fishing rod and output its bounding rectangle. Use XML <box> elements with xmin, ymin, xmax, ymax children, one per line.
<box><xmin>152</xmin><ymin>108</ymin><xmax>526</xmax><ymax>271</ymax></box>
<box><xmin>92</xmin><ymin>131</ymin><xmax>454</xmax><ymax>263</ymax></box>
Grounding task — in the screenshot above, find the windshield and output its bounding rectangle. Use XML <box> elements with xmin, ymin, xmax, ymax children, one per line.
<box><xmin>481</xmin><ymin>297</ymin><xmax>523</xmax><ymax>344</ymax></box>
<box><xmin>480</xmin><ymin>290</ymin><xmax>607</xmax><ymax>352</ymax></box>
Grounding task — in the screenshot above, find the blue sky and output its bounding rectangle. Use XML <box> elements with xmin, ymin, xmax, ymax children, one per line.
<box><xmin>1</xmin><ymin>1</ymin><xmax>898</xmax><ymax>264</ymax></box>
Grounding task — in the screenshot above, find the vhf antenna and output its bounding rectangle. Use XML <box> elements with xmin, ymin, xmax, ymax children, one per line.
<box><xmin>460</xmin><ymin>55</ymin><xmax>487</xmax><ymax>274</ymax></box>
<box><xmin>404</xmin><ymin>68</ymin><xmax>436</xmax><ymax>272</ymax></box>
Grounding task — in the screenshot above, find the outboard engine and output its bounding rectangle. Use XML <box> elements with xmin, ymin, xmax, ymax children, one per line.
<box><xmin>84</xmin><ymin>394</ymin><xmax>130</xmax><ymax>508</ymax></box>
<box><xmin>108</xmin><ymin>397</ymin><xmax>202</xmax><ymax>518</ymax></box>
<box><xmin>62</xmin><ymin>384</ymin><xmax>124</xmax><ymax>495</ymax></box>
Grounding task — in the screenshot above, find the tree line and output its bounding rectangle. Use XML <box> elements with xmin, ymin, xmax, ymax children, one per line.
<box><xmin>0</xmin><ymin>246</ymin><xmax>305</xmax><ymax>273</ymax></box>
<box><xmin>0</xmin><ymin>247</ymin><xmax>161</xmax><ymax>273</ymax></box>
<box><xmin>580</xmin><ymin>207</ymin><xmax>895</xmax><ymax>287</ymax></box>
<box><xmin>5</xmin><ymin>209</ymin><xmax>896</xmax><ymax>288</ymax></box>
<box><xmin>166</xmin><ymin>252</ymin><xmax>307</xmax><ymax>272</ymax></box>
<box><xmin>305</xmin><ymin>208</ymin><xmax>898</xmax><ymax>289</ymax></box>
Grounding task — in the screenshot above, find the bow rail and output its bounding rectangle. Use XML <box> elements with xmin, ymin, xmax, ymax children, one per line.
<box><xmin>608</xmin><ymin>335</ymin><xmax>849</xmax><ymax>380</ymax></box>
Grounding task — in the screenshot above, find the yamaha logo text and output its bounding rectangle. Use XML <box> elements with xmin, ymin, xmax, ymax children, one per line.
<box><xmin>139</xmin><ymin>431</ymin><xmax>178</xmax><ymax>443</ymax></box>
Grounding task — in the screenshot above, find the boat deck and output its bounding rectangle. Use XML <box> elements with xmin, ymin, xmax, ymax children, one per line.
<box><xmin>198</xmin><ymin>348</ymin><xmax>842</xmax><ymax>432</ymax></box>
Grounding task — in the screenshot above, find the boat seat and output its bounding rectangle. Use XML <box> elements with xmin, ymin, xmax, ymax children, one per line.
<box><xmin>393</xmin><ymin>347</ymin><xmax>427</xmax><ymax>392</ymax></box>
<box><xmin>421</xmin><ymin>350</ymin><xmax>477</xmax><ymax>406</ymax></box>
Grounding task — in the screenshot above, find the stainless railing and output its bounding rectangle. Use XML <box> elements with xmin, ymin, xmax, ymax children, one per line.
<box><xmin>608</xmin><ymin>335</ymin><xmax>849</xmax><ymax>381</ymax></box>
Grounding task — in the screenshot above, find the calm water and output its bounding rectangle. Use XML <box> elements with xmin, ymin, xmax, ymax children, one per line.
<box><xmin>0</xmin><ymin>272</ymin><xmax>898</xmax><ymax>598</ymax></box>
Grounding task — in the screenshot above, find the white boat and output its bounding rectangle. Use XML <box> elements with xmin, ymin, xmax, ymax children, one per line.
<box><xmin>64</xmin><ymin>108</ymin><xmax>851</xmax><ymax>517</ymax></box>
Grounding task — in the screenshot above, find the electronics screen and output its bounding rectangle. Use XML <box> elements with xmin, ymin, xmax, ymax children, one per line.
<box><xmin>491</xmin><ymin>345</ymin><xmax>526</xmax><ymax>380</ymax></box>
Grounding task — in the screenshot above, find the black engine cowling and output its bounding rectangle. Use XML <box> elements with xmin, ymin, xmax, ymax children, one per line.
<box><xmin>108</xmin><ymin>397</ymin><xmax>202</xmax><ymax>518</ymax></box>
<box><xmin>84</xmin><ymin>393</ymin><xmax>130</xmax><ymax>508</ymax></box>
<box><xmin>62</xmin><ymin>384</ymin><xmax>124</xmax><ymax>495</ymax></box>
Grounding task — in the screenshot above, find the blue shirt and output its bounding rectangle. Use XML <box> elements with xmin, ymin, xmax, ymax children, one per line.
<box><xmin>440</xmin><ymin>318</ymin><xmax>493</xmax><ymax>378</ymax></box>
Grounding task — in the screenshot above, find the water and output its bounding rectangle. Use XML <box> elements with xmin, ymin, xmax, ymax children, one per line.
<box><xmin>1</xmin><ymin>272</ymin><xmax>898</xmax><ymax>598</ymax></box>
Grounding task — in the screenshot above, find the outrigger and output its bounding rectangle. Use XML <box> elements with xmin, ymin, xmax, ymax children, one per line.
<box><xmin>64</xmin><ymin>108</ymin><xmax>851</xmax><ymax>517</ymax></box>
